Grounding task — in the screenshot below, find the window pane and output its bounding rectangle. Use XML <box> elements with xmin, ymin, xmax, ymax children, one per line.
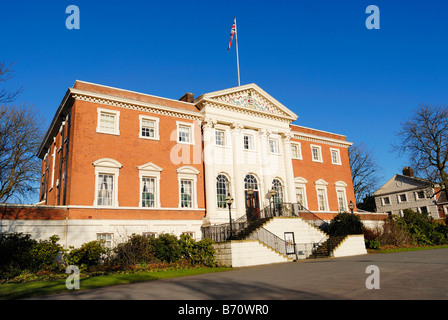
<box><xmin>180</xmin><ymin>180</ymin><xmax>192</xmax><ymax>208</ymax></box>
<box><xmin>97</xmin><ymin>174</ymin><xmax>114</xmax><ymax>206</ymax></box>
<box><xmin>100</xmin><ymin>112</ymin><xmax>116</xmax><ymax>133</ymax></box>
<box><xmin>215</xmin><ymin>130</ymin><xmax>225</xmax><ymax>146</ymax></box>
<box><xmin>142</xmin><ymin>177</ymin><xmax>155</xmax><ymax>207</ymax></box>
<box><xmin>272</xmin><ymin>179</ymin><xmax>283</xmax><ymax>204</ymax></box>
<box><xmin>178</xmin><ymin>125</ymin><xmax>191</xmax><ymax>143</ymax></box>
<box><xmin>216</xmin><ymin>174</ymin><xmax>230</xmax><ymax>208</ymax></box>
<box><xmin>243</xmin><ymin>135</ymin><xmax>253</xmax><ymax>150</ymax></box>
<box><xmin>312</xmin><ymin>147</ymin><xmax>320</xmax><ymax>161</ymax></box>
<box><xmin>337</xmin><ymin>190</ymin><xmax>346</xmax><ymax>212</ymax></box>
<box><xmin>141</xmin><ymin>119</ymin><xmax>155</xmax><ymax>138</ymax></box>
<box><xmin>317</xmin><ymin>189</ymin><xmax>326</xmax><ymax>211</ymax></box>
<box><xmin>269</xmin><ymin>140</ymin><xmax>278</xmax><ymax>153</ymax></box>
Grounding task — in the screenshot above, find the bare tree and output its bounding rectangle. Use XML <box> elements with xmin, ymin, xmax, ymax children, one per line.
<box><xmin>0</xmin><ymin>105</ymin><xmax>43</xmax><ymax>203</ymax></box>
<box><xmin>348</xmin><ymin>142</ymin><xmax>381</xmax><ymax>205</ymax></box>
<box><xmin>0</xmin><ymin>62</ymin><xmax>43</xmax><ymax>203</ymax></box>
<box><xmin>0</xmin><ymin>63</ymin><xmax>23</xmax><ymax>104</ymax></box>
<box><xmin>394</xmin><ymin>104</ymin><xmax>448</xmax><ymax>198</ymax></box>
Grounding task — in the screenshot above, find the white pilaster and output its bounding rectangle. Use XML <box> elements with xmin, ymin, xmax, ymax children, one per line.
<box><xmin>282</xmin><ymin>132</ymin><xmax>297</xmax><ymax>203</ymax></box>
<box><xmin>259</xmin><ymin>128</ymin><xmax>272</xmax><ymax>205</ymax></box>
<box><xmin>231</xmin><ymin>123</ymin><xmax>246</xmax><ymax>218</ymax></box>
<box><xmin>202</xmin><ymin>118</ymin><xmax>217</xmax><ymax>224</ymax></box>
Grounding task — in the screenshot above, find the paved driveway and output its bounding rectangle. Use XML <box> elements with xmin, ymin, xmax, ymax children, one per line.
<box><xmin>33</xmin><ymin>248</ymin><xmax>448</xmax><ymax>300</ymax></box>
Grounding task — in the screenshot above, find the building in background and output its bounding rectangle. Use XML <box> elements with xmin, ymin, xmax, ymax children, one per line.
<box><xmin>372</xmin><ymin>167</ymin><xmax>442</xmax><ymax>219</ymax></box>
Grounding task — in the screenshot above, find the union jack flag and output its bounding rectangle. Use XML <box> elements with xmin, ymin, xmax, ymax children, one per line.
<box><xmin>228</xmin><ymin>17</ymin><xmax>236</xmax><ymax>51</ymax></box>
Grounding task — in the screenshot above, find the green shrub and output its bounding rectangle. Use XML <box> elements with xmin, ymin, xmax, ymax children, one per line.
<box><xmin>29</xmin><ymin>235</ymin><xmax>65</xmax><ymax>271</ymax></box>
<box><xmin>328</xmin><ymin>212</ymin><xmax>364</xmax><ymax>236</ymax></box>
<box><xmin>365</xmin><ymin>239</ymin><xmax>380</xmax><ymax>250</ymax></box>
<box><xmin>113</xmin><ymin>234</ymin><xmax>157</xmax><ymax>266</ymax></box>
<box><xmin>65</xmin><ymin>240</ymin><xmax>109</xmax><ymax>268</ymax></box>
<box><xmin>151</xmin><ymin>233</ymin><xmax>182</xmax><ymax>263</ymax></box>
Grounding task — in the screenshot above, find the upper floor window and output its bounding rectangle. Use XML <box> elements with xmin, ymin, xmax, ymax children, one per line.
<box><xmin>97</xmin><ymin>108</ymin><xmax>120</xmax><ymax>135</ymax></box>
<box><xmin>399</xmin><ymin>193</ymin><xmax>407</xmax><ymax>203</ymax></box>
<box><xmin>269</xmin><ymin>139</ymin><xmax>279</xmax><ymax>154</ymax></box>
<box><xmin>416</xmin><ymin>190</ymin><xmax>425</xmax><ymax>200</ymax></box>
<box><xmin>177</xmin><ymin>121</ymin><xmax>194</xmax><ymax>145</ymax></box>
<box><xmin>330</xmin><ymin>148</ymin><xmax>341</xmax><ymax>165</ymax></box>
<box><xmin>139</xmin><ymin>115</ymin><xmax>159</xmax><ymax>140</ymax></box>
<box><xmin>243</xmin><ymin>134</ymin><xmax>254</xmax><ymax>150</ymax></box>
<box><xmin>291</xmin><ymin>142</ymin><xmax>302</xmax><ymax>160</ymax></box>
<box><xmin>311</xmin><ymin>145</ymin><xmax>323</xmax><ymax>162</ymax></box>
<box><xmin>215</xmin><ymin>129</ymin><xmax>225</xmax><ymax>146</ymax></box>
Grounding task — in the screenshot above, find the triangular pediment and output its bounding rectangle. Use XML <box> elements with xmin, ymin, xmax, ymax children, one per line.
<box><xmin>373</xmin><ymin>174</ymin><xmax>432</xmax><ymax>196</ymax></box>
<box><xmin>195</xmin><ymin>84</ymin><xmax>298</xmax><ymax>121</ymax></box>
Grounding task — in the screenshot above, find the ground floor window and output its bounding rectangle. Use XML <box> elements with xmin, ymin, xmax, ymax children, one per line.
<box><xmin>141</xmin><ymin>177</ymin><xmax>156</xmax><ymax>207</ymax></box>
<box><xmin>180</xmin><ymin>179</ymin><xmax>193</xmax><ymax>208</ymax></box>
<box><xmin>97</xmin><ymin>174</ymin><xmax>114</xmax><ymax>206</ymax></box>
<box><xmin>97</xmin><ymin>233</ymin><xmax>113</xmax><ymax>248</ymax></box>
<box><xmin>216</xmin><ymin>174</ymin><xmax>230</xmax><ymax>208</ymax></box>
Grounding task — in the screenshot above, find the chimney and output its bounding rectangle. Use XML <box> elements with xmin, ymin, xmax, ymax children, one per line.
<box><xmin>402</xmin><ymin>166</ymin><xmax>414</xmax><ymax>177</ymax></box>
<box><xmin>179</xmin><ymin>92</ymin><xmax>195</xmax><ymax>103</ymax></box>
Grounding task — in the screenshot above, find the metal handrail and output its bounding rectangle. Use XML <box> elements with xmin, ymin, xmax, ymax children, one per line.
<box><xmin>247</xmin><ymin>226</ymin><xmax>288</xmax><ymax>256</ymax></box>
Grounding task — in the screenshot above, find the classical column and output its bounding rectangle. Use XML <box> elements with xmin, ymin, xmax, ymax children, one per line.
<box><xmin>259</xmin><ymin>128</ymin><xmax>272</xmax><ymax>205</ymax></box>
<box><xmin>282</xmin><ymin>132</ymin><xmax>297</xmax><ymax>204</ymax></box>
<box><xmin>231</xmin><ymin>122</ymin><xmax>246</xmax><ymax>218</ymax></box>
<box><xmin>202</xmin><ymin>118</ymin><xmax>217</xmax><ymax>224</ymax></box>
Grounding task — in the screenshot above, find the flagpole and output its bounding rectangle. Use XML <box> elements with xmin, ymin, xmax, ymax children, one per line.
<box><xmin>234</xmin><ymin>16</ymin><xmax>241</xmax><ymax>86</ymax></box>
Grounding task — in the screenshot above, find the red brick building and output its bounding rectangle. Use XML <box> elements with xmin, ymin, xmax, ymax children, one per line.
<box><xmin>1</xmin><ymin>81</ymin><xmax>362</xmax><ymax>248</ymax></box>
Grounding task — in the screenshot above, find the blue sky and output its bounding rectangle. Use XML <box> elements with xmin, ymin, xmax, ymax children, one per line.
<box><xmin>1</xmin><ymin>0</ymin><xmax>448</xmax><ymax>195</ymax></box>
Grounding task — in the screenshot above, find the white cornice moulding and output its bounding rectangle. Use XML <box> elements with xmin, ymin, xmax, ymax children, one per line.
<box><xmin>70</xmin><ymin>88</ymin><xmax>203</xmax><ymax>121</ymax></box>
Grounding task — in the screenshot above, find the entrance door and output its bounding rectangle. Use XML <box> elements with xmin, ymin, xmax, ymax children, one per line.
<box><xmin>244</xmin><ymin>174</ymin><xmax>260</xmax><ymax>218</ymax></box>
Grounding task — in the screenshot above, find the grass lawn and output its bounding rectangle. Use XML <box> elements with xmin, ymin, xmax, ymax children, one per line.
<box><xmin>377</xmin><ymin>244</ymin><xmax>448</xmax><ymax>253</ymax></box>
<box><xmin>0</xmin><ymin>267</ymin><xmax>232</xmax><ymax>300</ymax></box>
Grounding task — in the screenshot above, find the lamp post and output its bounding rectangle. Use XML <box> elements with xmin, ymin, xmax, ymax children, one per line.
<box><xmin>270</xmin><ymin>188</ymin><xmax>277</xmax><ymax>216</ymax></box>
<box><xmin>348</xmin><ymin>200</ymin><xmax>355</xmax><ymax>214</ymax></box>
<box><xmin>225</xmin><ymin>193</ymin><xmax>234</xmax><ymax>240</ymax></box>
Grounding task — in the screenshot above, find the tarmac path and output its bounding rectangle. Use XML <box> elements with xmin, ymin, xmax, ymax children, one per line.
<box><xmin>32</xmin><ymin>248</ymin><xmax>448</xmax><ymax>300</ymax></box>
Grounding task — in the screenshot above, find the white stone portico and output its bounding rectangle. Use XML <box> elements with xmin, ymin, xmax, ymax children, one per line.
<box><xmin>195</xmin><ymin>83</ymin><xmax>299</xmax><ymax>225</ymax></box>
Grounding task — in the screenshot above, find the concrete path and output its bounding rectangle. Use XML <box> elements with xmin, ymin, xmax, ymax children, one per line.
<box><xmin>33</xmin><ymin>248</ymin><xmax>448</xmax><ymax>300</ymax></box>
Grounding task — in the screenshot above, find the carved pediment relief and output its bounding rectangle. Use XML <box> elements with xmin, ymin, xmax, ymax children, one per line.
<box><xmin>197</xmin><ymin>84</ymin><xmax>298</xmax><ymax>121</ymax></box>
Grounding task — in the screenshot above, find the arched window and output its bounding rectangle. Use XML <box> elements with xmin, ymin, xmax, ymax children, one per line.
<box><xmin>216</xmin><ymin>174</ymin><xmax>230</xmax><ymax>208</ymax></box>
<box><xmin>272</xmin><ymin>179</ymin><xmax>284</xmax><ymax>205</ymax></box>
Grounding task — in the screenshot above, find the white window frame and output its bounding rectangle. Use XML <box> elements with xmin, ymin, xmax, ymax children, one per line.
<box><xmin>382</xmin><ymin>196</ymin><xmax>391</xmax><ymax>205</ymax></box>
<box><xmin>398</xmin><ymin>193</ymin><xmax>407</xmax><ymax>203</ymax></box>
<box><xmin>311</xmin><ymin>144</ymin><xmax>323</xmax><ymax>163</ymax></box>
<box><xmin>139</xmin><ymin>115</ymin><xmax>160</xmax><ymax>140</ymax></box>
<box><xmin>269</xmin><ymin>139</ymin><xmax>279</xmax><ymax>154</ymax></box>
<box><xmin>335</xmin><ymin>181</ymin><xmax>348</xmax><ymax>212</ymax></box>
<box><xmin>93</xmin><ymin>158</ymin><xmax>122</xmax><ymax>207</ymax></box>
<box><xmin>96</xmin><ymin>108</ymin><xmax>120</xmax><ymax>135</ymax></box>
<box><xmin>291</xmin><ymin>142</ymin><xmax>302</xmax><ymax>160</ymax></box>
<box><xmin>215</xmin><ymin>129</ymin><xmax>226</xmax><ymax>147</ymax></box>
<box><xmin>176</xmin><ymin>121</ymin><xmax>195</xmax><ymax>145</ymax></box>
<box><xmin>330</xmin><ymin>148</ymin><xmax>342</xmax><ymax>165</ymax></box>
<box><xmin>243</xmin><ymin>134</ymin><xmax>255</xmax><ymax>151</ymax></box>
<box><xmin>176</xmin><ymin>166</ymin><xmax>199</xmax><ymax>209</ymax></box>
<box><xmin>415</xmin><ymin>190</ymin><xmax>426</xmax><ymax>200</ymax></box>
<box><xmin>137</xmin><ymin>162</ymin><xmax>163</xmax><ymax>208</ymax></box>
<box><xmin>97</xmin><ymin>233</ymin><xmax>113</xmax><ymax>248</ymax></box>
<box><xmin>295</xmin><ymin>177</ymin><xmax>308</xmax><ymax>209</ymax></box>
<box><xmin>315</xmin><ymin>179</ymin><xmax>329</xmax><ymax>211</ymax></box>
